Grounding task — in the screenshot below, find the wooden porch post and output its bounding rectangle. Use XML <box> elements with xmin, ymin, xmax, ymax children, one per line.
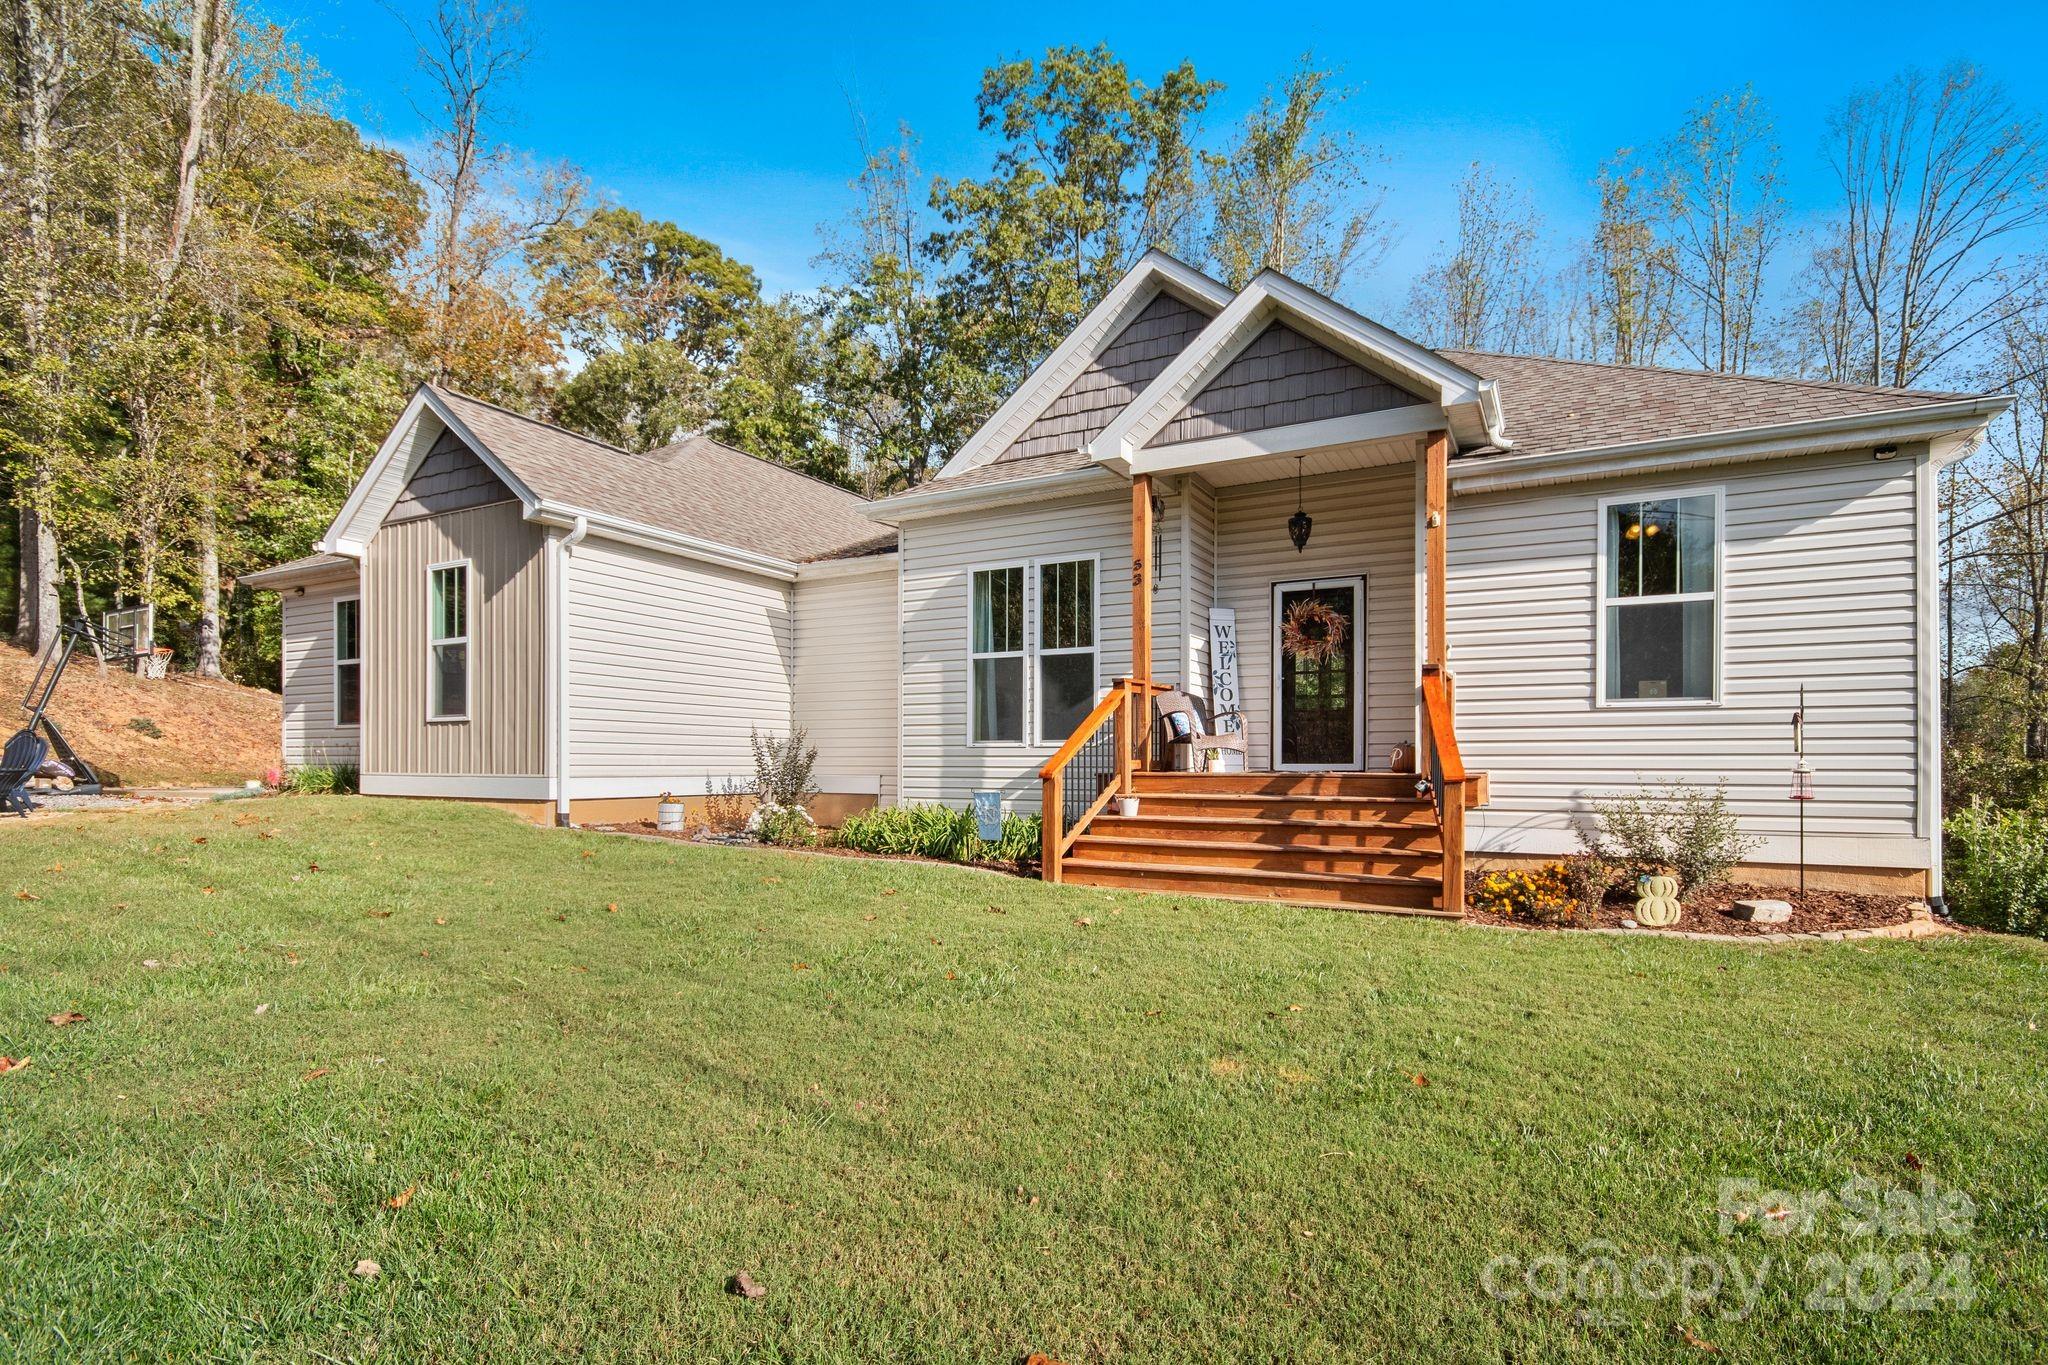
<box><xmin>1424</xmin><ymin>429</ymin><xmax>1449</xmax><ymax>670</ymax></box>
<box><xmin>1130</xmin><ymin>475</ymin><xmax>1154</xmax><ymax>773</ymax></box>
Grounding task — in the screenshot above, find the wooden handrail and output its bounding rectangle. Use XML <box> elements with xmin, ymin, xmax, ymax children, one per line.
<box><xmin>1038</xmin><ymin>686</ymin><xmax>1125</xmax><ymax>780</ymax></box>
<box><xmin>1420</xmin><ymin>667</ymin><xmax>1465</xmax><ymax>783</ymax></box>
<box><xmin>1041</xmin><ymin>676</ymin><xmax>1170</xmax><ymax>883</ymax></box>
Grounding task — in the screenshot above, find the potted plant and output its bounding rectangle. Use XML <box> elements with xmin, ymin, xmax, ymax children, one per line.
<box><xmin>656</xmin><ymin>791</ymin><xmax>687</xmax><ymax>833</ymax></box>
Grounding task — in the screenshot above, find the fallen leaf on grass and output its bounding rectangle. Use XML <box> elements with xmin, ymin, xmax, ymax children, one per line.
<box><xmin>1904</xmin><ymin>1152</ymin><xmax>1924</xmax><ymax>1172</ymax></box>
<box><xmin>1674</xmin><ymin>1324</ymin><xmax>1720</xmax><ymax>1353</ymax></box>
<box><xmin>1144</xmin><ymin>1009</ymin><xmax>1162</xmax><ymax>1017</ymax></box>
<box><xmin>1287</xmin><ymin>1004</ymin><xmax>1304</xmax><ymax>1012</ymax></box>
<box><xmin>0</xmin><ymin>1056</ymin><xmax>30</xmax><ymax>1074</ymax></box>
<box><xmin>192</xmin><ymin>837</ymin><xmax>208</xmax><ymax>846</ymax></box>
<box><xmin>727</xmin><ymin>1271</ymin><xmax>766</xmax><ymax>1300</ymax></box>
<box><xmin>433</xmin><ymin>916</ymin><xmax>447</xmax><ymax>926</ymax></box>
<box><xmin>986</xmin><ymin>905</ymin><xmax>1007</xmax><ymax>915</ymax></box>
<box><xmin>944</xmin><ymin>971</ymin><xmax>957</xmax><ymax>980</ymax></box>
<box><xmin>301</xmin><ymin>1066</ymin><xmax>330</xmax><ymax>1082</ymax></box>
<box><xmin>553</xmin><ymin>912</ymin><xmax>567</xmax><ymax>923</ymax></box>
<box><xmin>762</xmin><ymin>877</ymin><xmax>783</xmax><ymax>886</ymax></box>
<box><xmin>606</xmin><ymin>903</ymin><xmax>618</xmax><ymax>914</ymax></box>
<box><xmin>142</xmin><ymin>959</ymin><xmax>162</xmax><ymax>969</ymax></box>
<box><xmin>15</xmin><ymin>890</ymin><xmax>39</xmax><ymax>902</ymax></box>
<box><xmin>861</xmin><ymin>914</ymin><xmax>877</xmax><ymax>922</ymax></box>
<box><xmin>351</xmin><ymin>1259</ymin><xmax>380</xmax><ymax>1279</ymax></box>
<box><xmin>257</xmin><ymin>831</ymin><xmax>275</xmax><ymax>841</ymax></box>
<box><xmin>881</xmin><ymin>888</ymin><xmax>898</xmax><ymax>897</ymax></box>
<box><xmin>792</xmin><ymin>962</ymin><xmax>810</xmax><ymax>971</ymax></box>
<box><xmin>385</xmin><ymin>1185</ymin><xmax>416</xmax><ymax>1210</ymax></box>
<box><xmin>201</xmin><ymin>886</ymin><xmax>217</xmax><ymax>895</ymax></box>
<box><xmin>1023</xmin><ymin>1354</ymin><xmax>1070</xmax><ymax>1365</ymax></box>
<box><xmin>254</xmin><ymin>1003</ymin><xmax>271</xmax><ymax>1016</ymax></box>
<box><xmin>46</xmin><ymin>1011</ymin><xmax>86</xmax><ymax>1027</ymax></box>
<box><xmin>43</xmin><ymin>862</ymin><xmax>62</xmax><ymax>874</ymax></box>
<box><xmin>579</xmin><ymin>850</ymin><xmax>594</xmax><ymax>860</ymax></box>
<box><xmin>1073</xmin><ymin>917</ymin><xmax>1092</xmax><ymax>928</ymax></box>
<box><xmin>365</xmin><ymin>910</ymin><xmax>392</xmax><ymax>919</ymax></box>
<box><xmin>1411</xmin><ymin>1073</ymin><xmax>1430</xmax><ymax>1087</ymax></box>
<box><xmin>306</xmin><ymin>863</ymin><xmax>320</xmax><ymax>873</ymax></box>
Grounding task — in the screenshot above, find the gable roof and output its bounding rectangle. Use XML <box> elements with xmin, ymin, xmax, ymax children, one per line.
<box><xmin>430</xmin><ymin>388</ymin><xmax>887</xmax><ymax>562</ymax></box>
<box><xmin>1442</xmin><ymin>350</ymin><xmax>1978</xmax><ymax>458</ymax></box>
<box><xmin>998</xmin><ymin>289</ymin><xmax>1219</xmax><ymax>463</ymax></box>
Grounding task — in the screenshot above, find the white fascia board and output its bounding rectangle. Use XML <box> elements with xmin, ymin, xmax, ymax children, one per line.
<box><xmin>528</xmin><ymin>504</ymin><xmax>801</xmax><ymax>581</ymax></box>
<box><xmin>936</xmin><ymin>251</ymin><xmax>1232</xmax><ymax>479</ymax></box>
<box><xmin>864</xmin><ymin>467</ymin><xmax>1126</xmax><ymax>524</ymax></box>
<box><xmin>238</xmin><ymin>563</ymin><xmax>358</xmax><ymax>592</ymax></box>
<box><xmin>1128</xmin><ymin>404</ymin><xmax>1447</xmax><ymax>477</ymax></box>
<box><xmin>1092</xmin><ymin>275</ymin><xmax>1485</xmax><ymax>466</ymax></box>
<box><xmin>1447</xmin><ymin>397</ymin><xmax>2012</xmax><ymax>495</ymax></box>
<box><xmin>317</xmin><ymin>386</ymin><xmax>541</xmax><ymax>552</ymax></box>
<box><xmin>794</xmin><ymin>552</ymin><xmax>898</xmax><ymax>581</ymax></box>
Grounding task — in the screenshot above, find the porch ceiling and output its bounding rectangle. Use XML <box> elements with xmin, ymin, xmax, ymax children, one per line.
<box><xmin>1175</xmin><ymin>431</ymin><xmax>1423</xmax><ymax>488</ymax></box>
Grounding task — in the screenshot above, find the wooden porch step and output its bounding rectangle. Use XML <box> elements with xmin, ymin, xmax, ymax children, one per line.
<box><xmin>1061</xmin><ymin>857</ymin><xmax>1451</xmax><ymax>915</ymax></box>
<box><xmin>1116</xmin><ymin>791</ymin><xmax>1438</xmax><ymax>824</ymax></box>
<box><xmin>1131</xmin><ymin>771</ymin><xmax>1424</xmax><ymax>799</ymax></box>
<box><xmin>1069</xmin><ymin>834</ymin><xmax>1441</xmax><ymax>880</ymax></box>
<box><xmin>1088</xmin><ymin>812</ymin><xmax>1442</xmax><ymax>852</ymax></box>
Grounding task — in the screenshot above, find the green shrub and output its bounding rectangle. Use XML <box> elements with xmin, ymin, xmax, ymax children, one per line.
<box><xmin>831</xmin><ymin>805</ymin><xmax>1041</xmax><ymax>867</ymax></box>
<box><xmin>1577</xmin><ymin>779</ymin><xmax>1759</xmax><ymax>896</ymax></box>
<box><xmin>755</xmin><ymin>806</ymin><xmax>817</xmax><ymax>848</ymax></box>
<box><xmin>284</xmin><ymin>764</ymin><xmax>358</xmax><ymax>795</ymax></box>
<box><xmin>1945</xmin><ymin>802</ymin><xmax>2048</xmax><ymax>937</ymax></box>
<box><xmin>126</xmin><ymin>716</ymin><xmax>163</xmax><ymax>739</ymax></box>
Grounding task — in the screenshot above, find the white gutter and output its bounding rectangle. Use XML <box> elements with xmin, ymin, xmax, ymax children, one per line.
<box><xmin>865</xmin><ymin>466</ymin><xmax>1123</xmax><ymax>524</ymax></box>
<box><xmin>528</xmin><ymin>504</ymin><xmax>802</xmax><ymax>581</ymax></box>
<box><xmin>552</xmin><ymin>515</ymin><xmax>589</xmax><ymax>827</ymax></box>
<box><xmin>1449</xmin><ymin>396</ymin><xmax>2011</xmax><ymax>494</ymax></box>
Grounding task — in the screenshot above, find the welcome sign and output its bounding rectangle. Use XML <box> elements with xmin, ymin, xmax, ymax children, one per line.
<box><xmin>1208</xmin><ymin>608</ymin><xmax>1244</xmax><ymax>772</ymax></box>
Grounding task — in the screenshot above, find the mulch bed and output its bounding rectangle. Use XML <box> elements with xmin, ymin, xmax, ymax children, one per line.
<box><xmin>592</xmin><ymin>821</ymin><xmax>1038</xmax><ymax>878</ymax></box>
<box><xmin>1465</xmin><ymin>874</ymin><xmax>1925</xmax><ymax>937</ymax></box>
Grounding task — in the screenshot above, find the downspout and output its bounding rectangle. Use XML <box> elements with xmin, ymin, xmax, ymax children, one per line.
<box><xmin>553</xmin><ymin>516</ymin><xmax>589</xmax><ymax>827</ymax></box>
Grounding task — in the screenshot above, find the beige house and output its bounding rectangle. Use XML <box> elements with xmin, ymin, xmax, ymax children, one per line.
<box><xmin>250</xmin><ymin>253</ymin><xmax>2009</xmax><ymax>912</ymax></box>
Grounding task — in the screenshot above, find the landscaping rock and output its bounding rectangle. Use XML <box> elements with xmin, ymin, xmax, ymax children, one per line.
<box><xmin>727</xmin><ymin>1271</ymin><xmax>766</xmax><ymax>1300</ymax></box>
<box><xmin>1731</xmin><ymin>899</ymin><xmax>1793</xmax><ymax>924</ymax></box>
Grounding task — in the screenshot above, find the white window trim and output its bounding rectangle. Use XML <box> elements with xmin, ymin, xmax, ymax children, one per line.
<box><xmin>333</xmin><ymin>594</ymin><xmax>361</xmax><ymax>729</ymax></box>
<box><xmin>1593</xmin><ymin>485</ymin><xmax>1725</xmax><ymax>709</ymax></box>
<box><xmin>968</xmin><ymin>560</ymin><xmax>1028</xmax><ymax>748</ymax></box>
<box><xmin>1034</xmin><ymin>553</ymin><xmax>1101</xmax><ymax>748</ymax></box>
<box><xmin>426</xmin><ymin>557</ymin><xmax>473</xmax><ymax>724</ymax></box>
<box><xmin>965</xmin><ymin>553</ymin><xmax>1103</xmax><ymax>750</ymax></box>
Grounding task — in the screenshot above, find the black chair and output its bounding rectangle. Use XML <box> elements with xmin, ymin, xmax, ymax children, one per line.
<box><xmin>0</xmin><ymin>729</ymin><xmax>49</xmax><ymax>817</ymax></box>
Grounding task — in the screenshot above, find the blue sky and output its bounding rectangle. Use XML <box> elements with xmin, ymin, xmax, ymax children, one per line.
<box><xmin>269</xmin><ymin>0</ymin><xmax>2047</xmax><ymax>319</ymax></box>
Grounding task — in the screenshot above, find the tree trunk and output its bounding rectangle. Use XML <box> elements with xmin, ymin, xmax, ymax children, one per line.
<box><xmin>195</xmin><ymin>476</ymin><xmax>221</xmax><ymax>678</ymax></box>
<box><xmin>13</xmin><ymin>502</ymin><xmax>60</xmax><ymax>654</ymax></box>
<box><xmin>11</xmin><ymin>0</ymin><xmax>63</xmax><ymax>656</ymax></box>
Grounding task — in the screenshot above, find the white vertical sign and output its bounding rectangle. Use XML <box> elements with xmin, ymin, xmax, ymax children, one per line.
<box><xmin>1208</xmin><ymin>607</ymin><xmax>1244</xmax><ymax>772</ymax></box>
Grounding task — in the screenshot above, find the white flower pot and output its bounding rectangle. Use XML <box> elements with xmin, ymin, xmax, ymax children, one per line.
<box><xmin>1118</xmin><ymin>797</ymin><xmax>1140</xmax><ymax>818</ymax></box>
<box><xmin>657</xmin><ymin>801</ymin><xmax>687</xmax><ymax>833</ymax></box>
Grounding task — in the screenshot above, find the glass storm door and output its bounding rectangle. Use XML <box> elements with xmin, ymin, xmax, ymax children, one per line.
<box><xmin>1272</xmin><ymin>577</ymin><xmax>1365</xmax><ymax>771</ymax></box>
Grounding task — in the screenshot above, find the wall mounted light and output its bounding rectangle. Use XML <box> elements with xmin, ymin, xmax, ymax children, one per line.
<box><xmin>1873</xmin><ymin>444</ymin><xmax>1900</xmax><ymax>461</ymax></box>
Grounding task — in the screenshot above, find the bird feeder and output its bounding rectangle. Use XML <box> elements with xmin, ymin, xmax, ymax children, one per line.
<box><xmin>1789</xmin><ymin>687</ymin><xmax>1816</xmax><ymax>906</ymax></box>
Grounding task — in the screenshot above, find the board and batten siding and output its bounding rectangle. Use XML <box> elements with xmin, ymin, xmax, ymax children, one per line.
<box><xmin>1447</xmin><ymin>446</ymin><xmax>1928</xmax><ymax>869</ymax></box>
<box><xmin>898</xmin><ymin>486</ymin><xmax>1191</xmax><ymax>812</ymax></box>
<box><xmin>792</xmin><ymin>565</ymin><xmax>900</xmax><ymax>800</ymax></box>
<box><xmin>1213</xmin><ymin>461</ymin><xmax>1420</xmax><ymax>771</ymax></box>
<box><xmin>563</xmin><ymin>536</ymin><xmax>794</xmax><ymax>792</ymax></box>
<box><xmin>280</xmin><ymin>581</ymin><xmax>361</xmax><ymax>767</ymax></box>
<box><xmin>363</xmin><ymin>497</ymin><xmax>547</xmax><ymax>781</ymax></box>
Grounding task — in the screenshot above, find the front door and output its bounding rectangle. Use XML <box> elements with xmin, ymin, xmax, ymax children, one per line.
<box><xmin>1272</xmin><ymin>577</ymin><xmax>1365</xmax><ymax>771</ymax></box>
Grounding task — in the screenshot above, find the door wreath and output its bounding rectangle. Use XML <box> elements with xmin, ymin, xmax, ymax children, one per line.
<box><xmin>1281</xmin><ymin>597</ymin><xmax>1348</xmax><ymax>665</ymax></box>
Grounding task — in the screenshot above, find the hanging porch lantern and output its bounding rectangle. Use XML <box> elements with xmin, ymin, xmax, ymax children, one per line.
<box><xmin>1288</xmin><ymin>455</ymin><xmax>1312</xmax><ymax>552</ymax></box>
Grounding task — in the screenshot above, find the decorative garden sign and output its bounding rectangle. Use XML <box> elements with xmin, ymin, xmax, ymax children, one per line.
<box><xmin>1208</xmin><ymin>608</ymin><xmax>1244</xmax><ymax>773</ymax></box>
<box><xmin>972</xmin><ymin>790</ymin><xmax>1004</xmax><ymax>843</ymax></box>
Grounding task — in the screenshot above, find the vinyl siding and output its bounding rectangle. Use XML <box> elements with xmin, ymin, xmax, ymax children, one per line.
<box><xmin>1448</xmin><ymin>446</ymin><xmax>1927</xmax><ymax>867</ymax></box>
<box><xmin>1182</xmin><ymin>476</ymin><xmax>1218</xmax><ymax>696</ymax></box>
<box><xmin>898</xmin><ymin>487</ymin><xmax>1189</xmax><ymax>812</ymax></box>
<box><xmin>564</xmin><ymin>536</ymin><xmax>795</xmax><ymax>790</ymax></box>
<box><xmin>280</xmin><ymin>581</ymin><xmax>361</xmax><ymax>767</ymax></box>
<box><xmin>793</xmin><ymin>567</ymin><xmax>900</xmax><ymax>801</ymax></box>
<box><xmin>363</xmin><ymin>498</ymin><xmax>546</xmax><ymax>778</ymax></box>
<box><xmin>1213</xmin><ymin>462</ymin><xmax>1419</xmax><ymax>771</ymax></box>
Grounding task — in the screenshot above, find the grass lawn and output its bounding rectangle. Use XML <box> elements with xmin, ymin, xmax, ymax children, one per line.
<box><xmin>1</xmin><ymin>798</ymin><xmax>2044</xmax><ymax>1361</ymax></box>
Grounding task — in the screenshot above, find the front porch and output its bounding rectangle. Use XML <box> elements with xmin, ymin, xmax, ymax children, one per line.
<box><xmin>1040</xmin><ymin>423</ymin><xmax>1487</xmax><ymax>915</ymax></box>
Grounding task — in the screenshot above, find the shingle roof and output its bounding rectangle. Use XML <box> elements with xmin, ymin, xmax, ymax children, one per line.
<box><xmin>1442</xmin><ymin>350</ymin><xmax>1976</xmax><ymax>457</ymax></box>
<box><xmin>432</xmin><ymin>387</ymin><xmax>892</xmax><ymax>563</ymax></box>
<box><xmin>884</xmin><ymin>344</ymin><xmax>1983</xmax><ymax>503</ymax></box>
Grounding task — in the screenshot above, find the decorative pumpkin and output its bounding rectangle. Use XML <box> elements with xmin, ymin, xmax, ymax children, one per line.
<box><xmin>1281</xmin><ymin>598</ymin><xmax>1348</xmax><ymax>665</ymax></box>
<box><xmin>1635</xmin><ymin>875</ymin><xmax>1683</xmax><ymax>927</ymax></box>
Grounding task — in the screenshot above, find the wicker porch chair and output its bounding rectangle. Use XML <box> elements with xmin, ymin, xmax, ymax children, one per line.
<box><xmin>1152</xmin><ymin>688</ymin><xmax>1248</xmax><ymax>771</ymax></box>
